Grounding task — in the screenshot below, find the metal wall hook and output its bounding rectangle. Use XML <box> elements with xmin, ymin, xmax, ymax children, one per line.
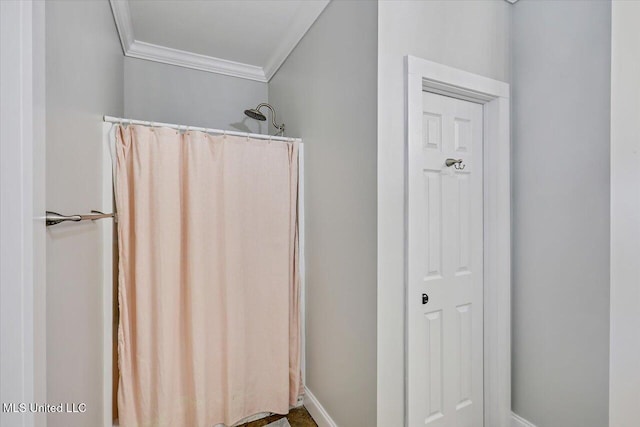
<box><xmin>445</xmin><ymin>158</ymin><xmax>466</xmax><ymax>170</ymax></box>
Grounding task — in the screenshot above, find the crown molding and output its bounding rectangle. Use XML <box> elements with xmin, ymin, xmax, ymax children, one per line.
<box><xmin>110</xmin><ymin>0</ymin><xmax>329</xmax><ymax>83</ymax></box>
<box><xmin>126</xmin><ymin>40</ymin><xmax>267</xmax><ymax>82</ymax></box>
<box><xmin>110</xmin><ymin>0</ymin><xmax>134</xmax><ymax>52</ymax></box>
<box><xmin>110</xmin><ymin>0</ymin><xmax>266</xmax><ymax>82</ymax></box>
<box><xmin>262</xmin><ymin>0</ymin><xmax>330</xmax><ymax>80</ymax></box>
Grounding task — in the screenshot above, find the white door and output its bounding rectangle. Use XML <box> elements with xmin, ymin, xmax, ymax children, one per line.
<box><xmin>407</xmin><ymin>91</ymin><xmax>484</xmax><ymax>427</ymax></box>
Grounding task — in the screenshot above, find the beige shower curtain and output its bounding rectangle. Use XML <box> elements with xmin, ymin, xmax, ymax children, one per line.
<box><xmin>114</xmin><ymin>125</ymin><xmax>301</xmax><ymax>427</ymax></box>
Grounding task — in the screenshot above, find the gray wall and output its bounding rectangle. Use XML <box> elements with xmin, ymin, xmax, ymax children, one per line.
<box><xmin>511</xmin><ymin>2</ymin><xmax>611</xmax><ymax>426</ymax></box>
<box><xmin>268</xmin><ymin>2</ymin><xmax>378</xmax><ymax>426</ymax></box>
<box><xmin>124</xmin><ymin>57</ymin><xmax>268</xmax><ymax>134</ymax></box>
<box><xmin>376</xmin><ymin>1</ymin><xmax>511</xmax><ymax>424</ymax></box>
<box><xmin>45</xmin><ymin>1</ymin><xmax>123</xmax><ymax>426</ymax></box>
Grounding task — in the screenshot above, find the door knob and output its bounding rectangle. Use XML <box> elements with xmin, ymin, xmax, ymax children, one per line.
<box><xmin>445</xmin><ymin>158</ymin><xmax>465</xmax><ymax>170</ymax></box>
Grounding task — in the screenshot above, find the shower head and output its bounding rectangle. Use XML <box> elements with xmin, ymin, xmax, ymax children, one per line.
<box><xmin>244</xmin><ymin>108</ymin><xmax>266</xmax><ymax>121</ymax></box>
<box><xmin>243</xmin><ymin>103</ymin><xmax>285</xmax><ymax>136</ymax></box>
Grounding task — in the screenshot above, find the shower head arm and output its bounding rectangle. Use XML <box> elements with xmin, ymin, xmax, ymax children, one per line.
<box><xmin>256</xmin><ymin>103</ymin><xmax>285</xmax><ymax>134</ymax></box>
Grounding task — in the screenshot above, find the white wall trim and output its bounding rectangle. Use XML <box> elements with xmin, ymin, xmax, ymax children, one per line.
<box><xmin>609</xmin><ymin>2</ymin><xmax>640</xmax><ymax>426</ymax></box>
<box><xmin>303</xmin><ymin>387</ymin><xmax>338</xmax><ymax>427</ymax></box>
<box><xmin>394</xmin><ymin>56</ymin><xmax>511</xmax><ymax>427</ymax></box>
<box><xmin>262</xmin><ymin>1</ymin><xmax>329</xmax><ymax>80</ymax></box>
<box><xmin>109</xmin><ymin>0</ymin><xmax>264</xmax><ymax>82</ymax></box>
<box><xmin>126</xmin><ymin>40</ymin><xmax>267</xmax><ymax>82</ymax></box>
<box><xmin>109</xmin><ymin>0</ymin><xmax>328</xmax><ymax>82</ymax></box>
<box><xmin>511</xmin><ymin>412</ymin><xmax>537</xmax><ymax>427</ymax></box>
<box><xmin>109</xmin><ymin>0</ymin><xmax>134</xmax><ymax>54</ymax></box>
<box><xmin>0</xmin><ymin>1</ymin><xmax>46</xmax><ymax>426</ymax></box>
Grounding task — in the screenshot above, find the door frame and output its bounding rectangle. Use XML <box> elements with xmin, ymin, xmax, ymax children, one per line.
<box><xmin>405</xmin><ymin>56</ymin><xmax>511</xmax><ymax>427</ymax></box>
<box><xmin>609</xmin><ymin>2</ymin><xmax>640</xmax><ymax>425</ymax></box>
<box><xmin>0</xmin><ymin>1</ymin><xmax>46</xmax><ymax>426</ymax></box>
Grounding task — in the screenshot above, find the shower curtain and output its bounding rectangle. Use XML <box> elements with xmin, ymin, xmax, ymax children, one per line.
<box><xmin>114</xmin><ymin>125</ymin><xmax>301</xmax><ymax>427</ymax></box>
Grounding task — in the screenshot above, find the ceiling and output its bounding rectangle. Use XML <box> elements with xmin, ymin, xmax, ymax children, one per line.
<box><xmin>110</xmin><ymin>0</ymin><xmax>330</xmax><ymax>82</ymax></box>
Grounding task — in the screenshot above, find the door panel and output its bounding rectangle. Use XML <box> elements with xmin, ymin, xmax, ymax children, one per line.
<box><xmin>408</xmin><ymin>92</ymin><xmax>483</xmax><ymax>427</ymax></box>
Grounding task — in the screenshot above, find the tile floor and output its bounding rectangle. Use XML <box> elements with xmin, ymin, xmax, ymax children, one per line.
<box><xmin>239</xmin><ymin>406</ymin><xmax>317</xmax><ymax>427</ymax></box>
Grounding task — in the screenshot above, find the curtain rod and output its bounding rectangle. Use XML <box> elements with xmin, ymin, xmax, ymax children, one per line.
<box><xmin>103</xmin><ymin>116</ymin><xmax>302</xmax><ymax>143</ymax></box>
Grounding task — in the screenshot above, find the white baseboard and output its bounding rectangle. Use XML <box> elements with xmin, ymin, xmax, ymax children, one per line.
<box><xmin>303</xmin><ymin>387</ymin><xmax>338</xmax><ymax>427</ymax></box>
<box><xmin>512</xmin><ymin>412</ymin><xmax>537</xmax><ymax>427</ymax></box>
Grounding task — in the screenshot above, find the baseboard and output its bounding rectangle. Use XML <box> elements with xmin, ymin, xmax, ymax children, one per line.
<box><xmin>512</xmin><ymin>412</ymin><xmax>537</xmax><ymax>427</ymax></box>
<box><xmin>303</xmin><ymin>387</ymin><xmax>338</xmax><ymax>427</ymax></box>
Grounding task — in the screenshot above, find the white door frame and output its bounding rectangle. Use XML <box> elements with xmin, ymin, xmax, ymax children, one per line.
<box><xmin>405</xmin><ymin>56</ymin><xmax>511</xmax><ymax>427</ymax></box>
<box><xmin>609</xmin><ymin>2</ymin><xmax>640</xmax><ymax>425</ymax></box>
<box><xmin>0</xmin><ymin>1</ymin><xmax>46</xmax><ymax>426</ymax></box>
